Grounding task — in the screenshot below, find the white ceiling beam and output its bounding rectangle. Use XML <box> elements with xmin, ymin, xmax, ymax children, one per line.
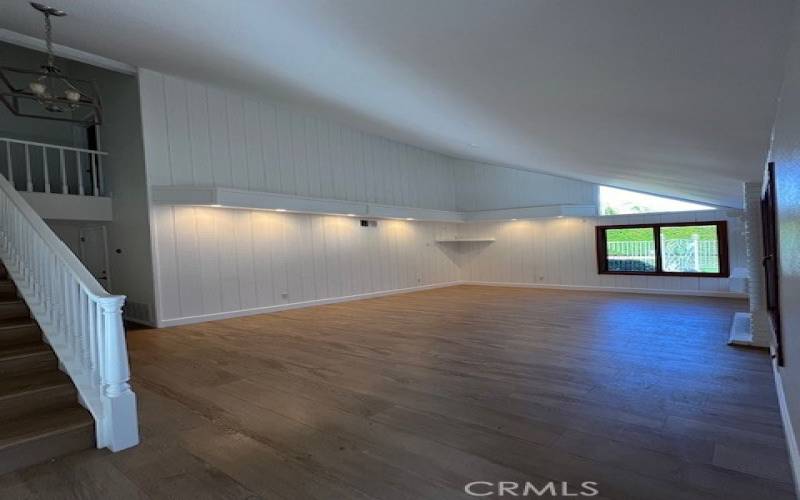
<box><xmin>0</xmin><ymin>28</ymin><xmax>136</xmax><ymax>75</ymax></box>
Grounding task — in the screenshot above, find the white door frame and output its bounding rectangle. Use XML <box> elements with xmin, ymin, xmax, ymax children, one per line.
<box><xmin>79</xmin><ymin>225</ymin><xmax>111</xmax><ymax>290</ymax></box>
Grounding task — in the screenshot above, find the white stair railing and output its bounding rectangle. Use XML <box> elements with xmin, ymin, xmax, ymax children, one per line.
<box><xmin>0</xmin><ymin>172</ymin><xmax>138</xmax><ymax>452</ymax></box>
<box><xmin>1</xmin><ymin>137</ymin><xmax>107</xmax><ymax>197</ymax></box>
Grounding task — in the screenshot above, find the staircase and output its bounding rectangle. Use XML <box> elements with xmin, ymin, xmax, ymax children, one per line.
<box><xmin>0</xmin><ymin>162</ymin><xmax>137</xmax><ymax>473</ymax></box>
<box><xmin>0</xmin><ymin>262</ymin><xmax>94</xmax><ymax>475</ymax></box>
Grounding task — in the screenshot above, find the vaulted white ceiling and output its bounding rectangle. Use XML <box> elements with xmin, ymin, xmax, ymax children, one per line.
<box><xmin>0</xmin><ymin>0</ymin><xmax>794</xmax><ymax>207</ymax></box>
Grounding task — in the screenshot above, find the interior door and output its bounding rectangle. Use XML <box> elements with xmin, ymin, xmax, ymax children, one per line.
<box><xmin>79</xmin><ymin>225</ymin><xmax>111</xmax><ymax>289</ymax></box>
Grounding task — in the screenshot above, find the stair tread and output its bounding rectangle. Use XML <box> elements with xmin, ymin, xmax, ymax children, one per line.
<box><xmin>0</xmin><ymin>342</ymin><xmax>51</xmax><ymax>359</ymax></box>
<box><xmin>0</xmin><ymin>406</ymin><xmax>93</xmax><ymax>449</ymax></box>
<box><xmin>0</xmin><ymin>318</ymin><xmax>36</xmax><ymax>330</ymax></box>
<box><xmin>0</xmin><ymin>262</ymin><xmax>95</xmax><ymax>470</ymax></box>
<box><xmin>0</xmin><ymin>369</ymin><xmax>71</xmax><ymax>400</ymax></box>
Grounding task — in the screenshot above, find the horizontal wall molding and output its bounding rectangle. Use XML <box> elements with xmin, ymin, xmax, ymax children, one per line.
<box><xmin>152</xmin><ymin>185</ymin><xmax>368</xmax><ymax>216</ymax></box>
<box><xmin>151</xmin><ymin>185</ymin><xmax>596</xmax><ymax>222</ymax></box>
<box><xmin>462</xmin><ymin>281</ymin><xmax>748</xmax><ymax>299</ymax></box>
<box><xmin>157</xmin><ymin>281</ymin><xmax>463</xmax><ymax>327</ymax></box>
<box><xmin>462</xmin><ymin>204</ymin><xmax>597</xmax><ymax>221</ymax></box>
<box><xmin>367</xmin><ymin>203</ymin><xmax>464</xmax><ymax>222</ymax></box>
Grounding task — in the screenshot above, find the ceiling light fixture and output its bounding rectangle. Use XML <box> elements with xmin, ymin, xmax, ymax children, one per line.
<box><xmin>274</xmin><ymin>208</ymin><xmax>287</xmax><ymax>212</ymax></box>
<box><xmin>406</xmin><ymin>218</ymin><xmax>415</xmax><ymax>221</ymax></box>
<box><xmin>0</xmin><ymin>3</ymin><xmax>103</xmax><ymax>126</ymax></box>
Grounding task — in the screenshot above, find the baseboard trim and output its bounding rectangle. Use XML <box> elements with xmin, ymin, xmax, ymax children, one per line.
<box><xmin>156</xmin><ymin>281</ymin><xmax>465</xmax><ymax>327</ymax></box>
<box><xmin>772</xmin><ymin>358</ymin><xmax>800</xmax><ymax>498</ymax></box>
<box><xmin>461</xmin><ymin>281</ymin><xmax>747</xmax><ymax>299</ymax></box>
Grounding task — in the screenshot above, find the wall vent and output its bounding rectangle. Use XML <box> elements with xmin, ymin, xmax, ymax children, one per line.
<box><xmin>124</xmin><ymin>301</ymin><xmax>152</xmax><ymax>324</ymax></box>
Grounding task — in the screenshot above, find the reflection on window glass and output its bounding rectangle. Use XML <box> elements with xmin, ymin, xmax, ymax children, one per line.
<box><xmin>659</xmin><ymin>225</ymin><xmax>719</xmax><ymax>273</ymax></box>
<box><xmin>605</xmin><ymin>227</ymin><xmax>656</xmax><ymax>272</ymax></box>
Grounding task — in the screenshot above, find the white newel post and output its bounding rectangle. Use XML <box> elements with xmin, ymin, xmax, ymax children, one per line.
<box><xmin>733</xmin><ymin>182</ymin><xmax>772</xmax><ymax>347</ymax></box>
<box><xmin>99</xmin><ymin>296</ymin><xmax>140</xmax><ymax>451</ymax></box>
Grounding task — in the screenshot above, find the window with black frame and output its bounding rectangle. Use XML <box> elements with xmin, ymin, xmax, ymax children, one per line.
<box><xmin>761</xmin><ymin>162</ymin><xmax>782</xmax><ymax>365</ymax></box>
<box><xmin>596</xmin><ymin>221</ymin><xmax>729</xmax><ymax>277</ymax></box>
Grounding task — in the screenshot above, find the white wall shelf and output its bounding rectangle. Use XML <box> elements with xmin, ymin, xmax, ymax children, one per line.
<box><xmin>435</xmin><ymin>238</ymin><xmax>495</xmax><ymax>243</ymax></box>
<box><xmin>461</xmin><ymin>204</ymin><xmax>597</xmax><ymax>220</ymax></box>
<box><xmin>152</xmin><ymin>186</ymin><xmax>597</xmax><ymax>223</ymax></box>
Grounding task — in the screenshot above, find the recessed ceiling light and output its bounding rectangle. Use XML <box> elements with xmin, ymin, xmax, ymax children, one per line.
<box><xmin>275</xmin><ymin>208</ymin><xmax>287</xmax><ymax>212</ymax></box>
<box><xmin>556</xmin><ymin>215</ymin><xmax>564</xmax><ymax>218</ymax></box>
<box><xmin>406</xmin><ymin>218</ymin><xmax>415</xmax><ymax>221</ymax></box>
<box><xmin>511</xmin><ymin>218</ymin><xmax>518</xmax><ymax>221</ymax></box>
<box><xmin>346</xmin><ymin>214</ymin><xmax>356</xmax><ymax>217</ymax></box>
<box><xmin>210</xmin><ymin>204</ymin><xmax>222</xmax><ymax>207</ymax></box>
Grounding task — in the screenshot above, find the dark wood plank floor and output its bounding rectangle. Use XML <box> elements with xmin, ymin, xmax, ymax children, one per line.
<box><xmin>0</xmin><ymin>286</ymin><xmax>793</xmax><ymax>499</ymax></box>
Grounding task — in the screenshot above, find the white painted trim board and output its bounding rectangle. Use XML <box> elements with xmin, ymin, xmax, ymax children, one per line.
<box><xmin>773</xmin><ymin>357</ymin><xmax>800</xmax><ymax>499</ymax></box>
<box><xmin>0</xmin><ymin>29</ymin><xmax>137</xmax><ymax>75</ymax></box>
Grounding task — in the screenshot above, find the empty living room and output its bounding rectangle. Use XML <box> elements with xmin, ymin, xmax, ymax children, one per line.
<box><xmin>2</xmin><ymin>1</ymin><xmax>800</xmax><ymax>498</ymax></box>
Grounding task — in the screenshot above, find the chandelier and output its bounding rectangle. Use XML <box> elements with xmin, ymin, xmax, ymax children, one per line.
<box><xmin>0</xmin><ymin>3</ymin><xmax>102</xmax><ymax>126</ymax></box>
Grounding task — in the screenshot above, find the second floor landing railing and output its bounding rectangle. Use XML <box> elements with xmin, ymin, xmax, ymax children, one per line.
<box><xmin>0</xmin><ymin>137</ymin><xmax>108</xmax><ymax>197</ymax></box>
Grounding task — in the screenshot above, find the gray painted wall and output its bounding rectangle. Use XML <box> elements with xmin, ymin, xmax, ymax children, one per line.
<box><xmin>766</xmin><ymin>0</ymin><xmax>800</xmax><ymax>488</ymax></box>
<box><xmin>0</xmin><ymin>42</ymin><xmax>85</xmax><ymax>147</ymax></box>
<box><xmin>69</xmin><ymin>63</ymin><xmax>155</xmax><ymax>324</ymax></box>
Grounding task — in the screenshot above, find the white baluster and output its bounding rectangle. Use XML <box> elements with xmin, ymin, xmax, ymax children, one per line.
<box><xmin>97</xmin><ymin>155</ymin><xmax>104</xmax><ymax>196</ymax></box>
<box><xmin>69</xmin><ymin>282</ymin><xmax>79</xmax><ymax>357</ymax></box>
<box><xmin>82</xmin><ymin>291</ymin><xmax>91</xmax><ymax>369</ymax></box>
<box><xmin>95</xmin><ymin>301</ymin><xmax>103</xmax><ymax>383</ymax></box>
<box><xmin>44</xmin><ymin>250</ymin><xmax>53</xmax><ymax>324</ymax></box>
<box><xmin>90</xmin><ymin>153</ymin><xmax>99</xmax><ymax>196</ymax></box>
<box><xmin>42</xmin><ymin>146</ymin><xmax>51</xmax><ymax>193</ymax></box>
<box><xmin>54</xmin><ymin>261</ymin><xmax>64</xmax><ymax>335</ymax></box>
<box><xmin>24</xmin><ymin>144</ymin><xmax>32</xmax><ymax>192</ymax></box>
<box><xmin>59</xmin><ymin>149</ymin><xmax>67</xmax><ymax>194</ymax></box>
<box><xmin>87</xmin><ymin>299</ymin><xmax>97</xmax><ymax>376</ymax></box>
<box><xmin>63</xmin><ymin>268</ymin><xmax>72</xmax><ymax>343</ymax></box>
<box><xmin>76</xmin><ymin>151</ymin><xmax>85</xmax><ymax>195</ymax></box>
<box><xmin>3</xmin><ymin>140</ymin><xmax>11</xmax><ymax>185</ymax></box>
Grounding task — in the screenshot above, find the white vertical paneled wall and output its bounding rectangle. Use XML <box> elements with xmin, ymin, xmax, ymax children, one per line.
<box><xmin>453</xmin><ymin>159</ymin><xmax>597</xmax><ymax>211</ymax></box>
<box><xmin>139</xmin><ymin>69</ymin><xmax>457</xmax><ymax>211</ymax></box>
<box><xmin>153</xmin><ymin>207</ymin><xmax>745</xmax><ymax>325</ymax></box>
<box><xmin>456</xmin><ymin>210</ymin><xmax>745</xmax><ymax>294</ymax></box>
<box><xmin>153</xmin><ymin>206</ymin><xmax>461</xmax><ymax>325</ymax></box>
<box><xmin>139</xmin><ymin>68</ymin><xmax>746</xmax><ymax>326</ymax></box>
